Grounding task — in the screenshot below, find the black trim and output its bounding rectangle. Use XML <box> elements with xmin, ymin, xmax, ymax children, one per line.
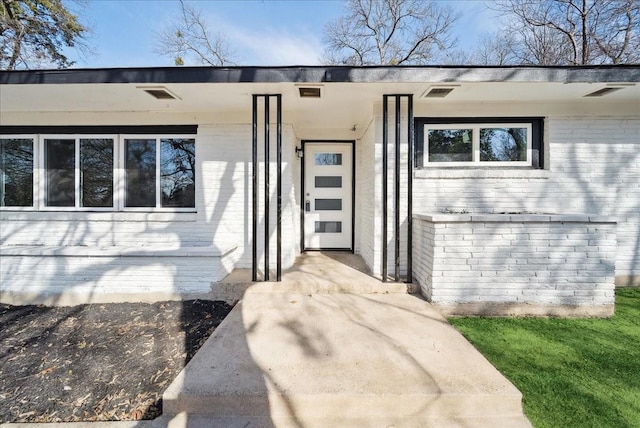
<box><xmin>276</xmin><ymin>94</ymin><xmax>282</xmax><ymax>281</ymax></box>
<box><xmin>1</xmin><ymin>65</ymin><xmax>638</xmax><ymax>85</ymax></box>
<box><xmin>301</xmin><ymin>140</ymin><xmax>355</xmax><ymax>252</ymax></box>
<box><xmin>252</xmin><ymin>96</ymin><xmax>258</xmax><ymax>281</ymax></box>
<box><xmin>395</xmin><ymin>97</ymin><xmax>401</xmax><ymax>281</ymax></box>
<box><xmin>0</xmin><ymin>125</ymin><xmax>198</xmax><ymax>135</ymax></box>
<box><xmin>407</xmin><ymin>95</ymin><xmax>414</xmax><ymax>283</ymax></box>
<box><xmin>414</xmin><ymin>117</ymin><xmax>544</xmax><ymax>169</ymax></box>
<box><xmin>383</xmin><ymin>95</ymin><xmax>414</xmax><ymax>283</ymax></box>
<box><xmin>252</xmin><ymin>95</ymin><xmax>283</xmax><ymax>281</ymax></box>
<box><xmin>264</xmin><ymin>97</ymin><xmax>270</xmax><ymax>281</ymax></box>
<box><xmin>382</xmin><ymin>97</ymin><xmax>389</xmax><ymax>281</ymax></box>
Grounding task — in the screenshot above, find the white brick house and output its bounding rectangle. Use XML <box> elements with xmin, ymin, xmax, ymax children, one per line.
<box><xmin>1</xmin><ymin>65</ymin><xmax>638</xmax><ymax>315</ymax></box>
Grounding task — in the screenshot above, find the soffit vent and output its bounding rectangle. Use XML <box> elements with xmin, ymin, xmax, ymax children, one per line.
<box><xmin>422</xmin><ymin>86</ymin><xmax>458</xmax><ymax>98</ymax></box>
<box><xmin>139</xmin><ymin>86</ymin><xmax>180</xmax><ymax>100</ymax></box>
<box><xmin>298</xmin><ymin>87</ymin><xmax>322</xmax><ymax>98</ymax></box>
<box><xmin>584</xmin><ymin>87</ymin><xmax>622</xmax><ymax>97</ymax></box>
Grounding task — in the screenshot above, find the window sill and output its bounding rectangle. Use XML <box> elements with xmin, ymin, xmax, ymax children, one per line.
<box><xmin>414</xmin><ymin>168</ymin><xmax>550</xmax><ymax>180</ymax></box>
<box><xmin>0</xmin><ymin>211</ymin><xmax>198</xmax><ymax>222</ymax></box>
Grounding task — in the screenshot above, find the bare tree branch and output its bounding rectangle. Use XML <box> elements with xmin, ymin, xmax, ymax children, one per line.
<box><xmin>322</xmin><ymin>0</ymin><xmax>460</xmax><ymax>65</ymax></box>
<box><xmin>154</xmin><ymin>0</ymin><xmax>235</xmax><ymax>66</ymax></box>
<box><xmin>489</xmin><ymin>0</ymin><xmax>640</xmax><ymax>65</ymax></box>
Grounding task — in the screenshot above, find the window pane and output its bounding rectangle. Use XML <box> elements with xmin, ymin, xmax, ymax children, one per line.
<box><xmin>160</xmin><ymin>139</ymin><xmax>195</xmax><ymax>208</ymax></box>
<box><xmin>125</xmin><ymin>139</ymin><xmax>156</xmax><ymax>207</ymax></box>
<box><xmin>480</xmin><ymin>128</ymin><xmax>527</xmax><ymax>161</ymax></box>
<box><xmin>45</xmin><ymin>139</ymin><xmax>75</xmax><ymax>207</ymax></box>
<box><xmin>80</xmin><ymin>139</ymin><xmax>114</xmax><ymax>207</ymax></box>
<box><xmin>315</xmin><ymin>198</ymin><xmax>342</xmax><ymax>210</ymax></box>
<box><xmin>315</xmin><ymin>176</ymin><xmax>342</xmax><ymax>188</ymax></box>
<box><xmin>0</xmin><ymin>139</ymin><xmax>33</xmax><ymax>207</ymax></box>
<box><xmin>315</xmin><ymin>221</ymin><xmax>342</xmax><ymax>233</ymax></box>
<box><xmin>428</xmin><ymin>129</ymin><xmax>473</xmax><ymax>162</ymax></box>
<box><xmin>314</xmin><ymin>153</ymin><xmax>342</xmax><ymax>165</ymax></box>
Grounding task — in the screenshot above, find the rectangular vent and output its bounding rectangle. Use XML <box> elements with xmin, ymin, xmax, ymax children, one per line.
<box><xmin>584</xmin><ymin>87</ymin><xmax>622</xmax><ymax>97</ymax></box>
<box><xmin>139</xmin><ymin>86</ymin><xmax>180</xmax><ymax>100</ymax></box>
<box><xmin>299</xmin><ymin>87</ymin><xmax>321</xmax><ymax>98</ymax></box>
<box><xmin>423</xmin><ymin>87</ymin><xmax>455</xmax><ymax>98</ymax></box>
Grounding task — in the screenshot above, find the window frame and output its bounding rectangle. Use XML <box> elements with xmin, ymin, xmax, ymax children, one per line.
<box><xmin>0</xmin><ymin>131</ymin><xmax>197</xmax><ymax>212</ymax></box>
<box><xmin>39</xmin><ymin>134</ymin><xmax>118</xmax><ymax>212</ymax></box>
<box><xmin>0</xmin><ymin>135</ymin><xmax>37</xmax><ymax>210</ymax></box>
<box><xmin>120</xmin><ymin>135</ymin><xmax>196</xmax><ymax>212</ymax></box>
<box><xmin>415</xmin><ymin>117</ymin><xmax>544</xmax><ymax>169</ymax></box>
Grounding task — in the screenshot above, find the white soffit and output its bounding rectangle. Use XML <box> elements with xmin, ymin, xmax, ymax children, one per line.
<box><xmin>0</xmin><ymin>81</ymin><xmax>638</xmax><ymax>114</ymax></box>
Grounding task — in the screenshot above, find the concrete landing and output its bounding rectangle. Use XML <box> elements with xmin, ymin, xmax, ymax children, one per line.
<box><xmin>212</xmin><ymin>252</ymin><xmax>410</xmax><ymax>302</ymax></box>
<box><xmin>161</xmin><ymin>292</ymin><xmax>532</xmax><ymax>427</ymax></box>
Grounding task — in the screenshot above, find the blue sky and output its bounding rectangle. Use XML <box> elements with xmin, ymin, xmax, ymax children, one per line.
<box><xmin>68</xmin><ymin>0</ymin><xmax>496</xmax><ymax>68</ymax></box>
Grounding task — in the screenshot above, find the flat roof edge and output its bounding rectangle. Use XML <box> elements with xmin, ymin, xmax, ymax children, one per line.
<box><xmin>1</xmin><ymin>65</ymin><xmax>639</xmax><ymax>85</ymax></box>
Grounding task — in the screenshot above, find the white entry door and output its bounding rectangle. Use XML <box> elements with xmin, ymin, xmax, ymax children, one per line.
<box><xmin>303</xmin><ymin>142</ymin><xmax>353</xmax><ymax>250</ymax></box>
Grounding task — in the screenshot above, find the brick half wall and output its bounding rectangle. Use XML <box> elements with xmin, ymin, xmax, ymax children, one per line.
<box><xmin>412</xmin><ymin>214</ymin><xmax>617</xmax><ymax>317</ymax></box>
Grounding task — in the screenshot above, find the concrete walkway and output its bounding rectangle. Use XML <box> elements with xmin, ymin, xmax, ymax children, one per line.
<box><xmin>2</xmin><ymin>253</ymin><xmax>532</xmax><ymax>428</ymax></box>
<box><xmin>159</xmin><ymin>253</ymin><xmax>532</xmax><ymax>427</ymax></box>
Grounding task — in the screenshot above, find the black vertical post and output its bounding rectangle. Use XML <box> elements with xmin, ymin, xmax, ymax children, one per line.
<box><xmin>276</xmin><ymin>94</ymin><xmax>282</xmax><ymax>281</ymax></box>
<box><xmin>407</xmin><ymin>94</ymin><xmax>414</xmax><ymax>283</ymax></box>
<box><xmin>394</xmin><ymin>95</ymin><xmax>401</xmax><ymax>282</ymax></box>
<box><xmin>252</xmin><ymin>95</ymin><xmax>258</xmax><ymax>281</ymax></box>
<box><xmin>264</xmin><ymin>96</ymin><xmax>270</xmax><ymax>281</ymax></box>
<box><xmin>382</xmin><ymin>95</ymin><xmax>388</xmax><ymax>282</ymax></box>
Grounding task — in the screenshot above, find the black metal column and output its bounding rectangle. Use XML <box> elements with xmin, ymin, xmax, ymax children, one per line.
<box><xmin>251</xmin><ymin>94</ymin><xmax>283</xmax><ymax>282</ymax></box>
<box><xmin>276</xmin><ymin>94</ymin><xmax>282</xmax><ymax>281</ymax></box>
<box><xmin>382</xmin><ymin>95</ymin><xmax>389</xmax><ymax>282</ymax></box>
<box><xmin>252</xmin><ymin>95</ymin><xmax>258</xmax><ymax>281</ymax></box>
<box><xmin>407</xmin><ymin>94</ymin><xmax>414</xmax><ymax>283</ymax></box>
<box><xmin>382</xmin><ymin>94</ymin><xmax>414</xmax><ymax>283</ymax></box>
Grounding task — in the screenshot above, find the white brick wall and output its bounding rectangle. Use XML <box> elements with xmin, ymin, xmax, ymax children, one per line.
<box><xmin>0</xmin><ymin>123</ymin><xmax>300</xmax><ymax>299</ymax></box>
<box><xmin>356</xmin><ymin>119</ymin><xmax>377</xmax><ymax>273</ymax></box>
<box><xmin>413</xmin><ymin>214</ymin><xmax>616</xmax><ymax>311</ymax></box>
<box><xmin>410</xmin><ymin>117</ymin><xmax>640</xmax><ymax>281</ymax></box>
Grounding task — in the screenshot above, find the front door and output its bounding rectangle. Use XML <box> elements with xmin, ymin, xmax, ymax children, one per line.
<box><xmin>303</xmin><ymin>141</ymin><xmax>353</xmax><ymax>250</ymax></box>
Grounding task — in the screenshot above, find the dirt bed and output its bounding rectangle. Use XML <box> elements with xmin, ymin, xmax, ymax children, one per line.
<box><xmin>0</xmin><ymin>300</ymin><xmax>233</xmax><ymax>423</ymax></box>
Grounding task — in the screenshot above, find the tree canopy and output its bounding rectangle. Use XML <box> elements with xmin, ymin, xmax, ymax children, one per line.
<box><xmin>0</xmin><ymin>0</ymin><xmax>89</xmax><ymax>70</ymax></box>
<box><xmin>485</xmin><ymin>0</ymin><xmax>640</xmax><ymax>65</ymax></box>
<box><xmin>322</xmin><ymin>0</ymin><xmax>459</xmax><ymax>65</ymax></box>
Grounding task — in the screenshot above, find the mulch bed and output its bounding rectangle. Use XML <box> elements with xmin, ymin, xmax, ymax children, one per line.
<box><xmin>0</xmin><ymin>300</ymin><xmax>233</xmax><ymax>423</ymax></box>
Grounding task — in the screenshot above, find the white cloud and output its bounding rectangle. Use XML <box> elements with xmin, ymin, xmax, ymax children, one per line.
<box><xmin>223</xmin><ymin>24</ymin><xmax>324</xmax><ymax>66</ymax></box>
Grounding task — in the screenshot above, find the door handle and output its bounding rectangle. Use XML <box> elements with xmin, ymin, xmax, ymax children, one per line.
<box><xmin>305</xmin><ymin>200</ymin><xmax>310</xmax><ymax>212</ymax></box>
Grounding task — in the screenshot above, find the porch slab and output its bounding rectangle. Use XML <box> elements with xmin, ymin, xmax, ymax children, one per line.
<box><xmin>212</xmin><ymin>252</ymin><xmax>410</xmax><ymax>302</ymax></box>
<box><xmin>161</xmin><ymin>292</ymin><xmax>531</xmax><ymax>427</ymax></box>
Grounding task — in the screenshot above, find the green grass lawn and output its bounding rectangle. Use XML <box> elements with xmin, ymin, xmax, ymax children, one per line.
<box><xmin>449</xmin><ymin>288</ymin><xmax>640</xmax><ymax>428</ymax></box>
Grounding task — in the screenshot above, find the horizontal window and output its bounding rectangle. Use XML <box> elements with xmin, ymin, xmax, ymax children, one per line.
<box><xmin>315</xmin><ymin>176</ymin><xmax>342</xmax><ymax>188</ymax></box>
<box><xmin>314</xmin><ymin>153</ymin><xmax>342</xmax><ymax>166</ymax></box>
<box><xmin>315</xmin><ymin>198</ymin><xmax>342</xmax><ymax>211</ymax></box>
<box><xmin>0</xmin><ymin>133</ymin><xmax>195</xmax><ymax>212</ymax></box>
<box><xmin>315</xmin><ymin>221</ymin><xmax>342</xmax><ymax>233</ymax></box>
<box><xmin>415</xmin><ymin>118</ymin><xmax>544</xmax><ymax>169</ymax></box>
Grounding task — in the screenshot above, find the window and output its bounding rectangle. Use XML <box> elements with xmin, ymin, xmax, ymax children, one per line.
<box><xmin>0</xmin><ymin>128</ymin><xmax>196</xmax><ymax>212</ymax></box>
<box><xmin>43</xmin><ymin>137</ymin><xmax>115</xmax><ymax>208</ymax></box>
<box><xmin>124</xmin><ymin>137</ymin><xmax>195</xmax><ymax>209</ymax></box>
<box><xmin>415</xmin><ymin>118</ymin><xmax>544</xmax><ymax>168</ymax></box>
<box><xmin>1</xmin><ymin>137</ymin><xmax>34</xmax><ymax>207</ymax></box>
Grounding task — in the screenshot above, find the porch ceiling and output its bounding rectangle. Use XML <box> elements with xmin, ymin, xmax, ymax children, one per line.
<box><xmin>1</xmin><ymin>79</ymin><xmax>638</xmax><ymax>139</ymax></box>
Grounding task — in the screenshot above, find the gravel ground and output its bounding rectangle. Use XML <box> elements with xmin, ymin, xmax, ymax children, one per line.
<box><xmin>0</xmin><ymin>300</ymin><xmax>233</xmax><ymax>423</ymax></box>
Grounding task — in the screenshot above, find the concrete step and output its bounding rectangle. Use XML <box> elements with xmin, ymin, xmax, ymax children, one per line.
<box><xmin>155</xmin><ymin>414</ymin><xmax>533</xmax><ymax>428</ymax></box>
<box><xmin>162</xmin><ymin>293</ymin><xmax>528</xmax><ymax>425</ymax></box>
<box><xmin>210</xmin><ymin>252</ymin><xmax>413</xmax><ymax>302</ymax></box>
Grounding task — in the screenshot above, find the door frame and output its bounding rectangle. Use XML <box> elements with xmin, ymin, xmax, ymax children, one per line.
<box><xmin>300</xmin><ymin>139</ymin><xmax>356</xmax><ymax>252</ymax></box>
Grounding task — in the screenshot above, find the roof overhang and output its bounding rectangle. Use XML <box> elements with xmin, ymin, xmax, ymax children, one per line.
<box><xmin>1</xmin><ymin>65</ymin><xmax>639</xmax><ymax>85</ymax></box>
<box><xmin>1</xmin><ymin>65</ymin><xmax>638</xmax><ymax>140</ymax></box>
